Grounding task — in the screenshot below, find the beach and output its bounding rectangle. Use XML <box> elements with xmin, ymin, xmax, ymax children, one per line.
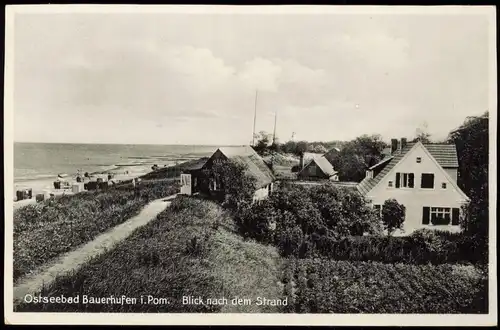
<box><xmin>13</xmin><ymin>142</ymin><xmax>217</xmax><ymax>202</ymax></box>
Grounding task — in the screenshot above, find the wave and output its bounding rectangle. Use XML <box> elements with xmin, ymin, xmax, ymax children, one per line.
<box><xmin>14</xmin><ymin>174</ymin><xmax>56</xmax><ymax>181</ymax></box>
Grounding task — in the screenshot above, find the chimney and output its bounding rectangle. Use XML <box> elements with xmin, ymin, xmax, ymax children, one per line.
<box><xmin>391</xmin><ymin>139</ymin><xmax>398</xmax><ymax>154</ymax></box>
<box><xmin>401</xmin><ymin>138</ymin><xmax>407</xmax><ymax>150</ymax></box>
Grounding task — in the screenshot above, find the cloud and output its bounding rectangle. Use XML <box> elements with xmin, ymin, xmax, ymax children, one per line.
<box><xmin>13</xmin><ymin>13</ymin><xmax>491</xmax><ymax>144</ymax></box>
<box><xmin>238</xmin><ymin>57</ymin><xmax>282</xmax><ymax>92</ymax></box>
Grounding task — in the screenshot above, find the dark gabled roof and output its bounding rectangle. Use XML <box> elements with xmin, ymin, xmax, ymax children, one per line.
<box><xmin>182</xmin><ymin>157</ymin><xmax>209</xmax><ymax>171</ymax></box>
<box><xmin>217</xmin><ymin>146</ymin><xmax>276</xmax><ymax>188</ymax></box>
<box><xmin>300</xmin><ymin>154</ymin><xmax>338</xmax><ymax>177</ymax></box>
<box><xmin>423</xmin><ymin>144</ymin><xmax>459</xmax><ymax>168</ymax></box>
<box><xmin>357</xmin><ymin>142</ymin><xmax>459</xmax><ymax>196</ymax></box>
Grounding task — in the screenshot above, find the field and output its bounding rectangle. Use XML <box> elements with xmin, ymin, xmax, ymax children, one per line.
<box><xmin>282</xmin><ymin>258</ymin><xmax>488</xmax><ymax>313</ymax></box>
<box><xmin>13</xmin><ymin>178</ymin><xmax>178</xmax><ymax>283</ymax></box>
<box><xmin>15</xmin><ymin>197</ymin><xmax>284</xmax><ymax>313</ymax></box>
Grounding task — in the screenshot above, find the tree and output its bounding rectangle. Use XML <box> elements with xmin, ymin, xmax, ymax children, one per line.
<box><xmin>331</xmin><ymin>134</ymin><xmax>387</xmax><ymax>182</ymax></box>
<box><xmin>253</xmin><ymin>131</ymin><xmax>272</xmax><ymax>155</ymax></box>
<box><xmin>381</xmin><ymin>199</ymin><xmax>406</xmax><ymax>236</ymax></box>
<box><xmin>282</xmin><ymin>140</ymin><xmax>297</xmax><ymax>154</ymax></box>
<box><xmin>309</xmin><ymin>144</ymin><xmax>327</xmax><ymax>153</ymax></box>
<box><xmin>294</xmin><ymin>141</ymin><xmax>309</xmax><ymax>156</ymax></box>
<box><xmin>448</xmin><ymin>111</ymin><xmax>488</xmax><ymax>240</ymax></box>
<box><xmin>411</xmin><ymin>121</ymin><xmax>432</xmax><ymax>143</ymax></box>
<box><xmin>211</xmin><ymin>160</ymin><xmax>257</xmax><ymax>211</ymax></box>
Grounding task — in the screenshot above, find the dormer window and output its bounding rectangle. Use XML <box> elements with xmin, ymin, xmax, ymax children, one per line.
<box><xmin>416</xmin><ymin>157</ymin><xmax>422</xmax><ymax>163</ymax></box>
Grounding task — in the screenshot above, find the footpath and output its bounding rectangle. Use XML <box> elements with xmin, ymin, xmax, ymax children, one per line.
<box><xmin>12</xmin><ymin>195</ymin><xmax>177</xmax><ymax>305</ymax></box>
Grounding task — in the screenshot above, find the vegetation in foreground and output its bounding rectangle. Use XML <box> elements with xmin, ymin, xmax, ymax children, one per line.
<box><xmin>282</xmin><ymin>258</ymin><xmax>488</xmax><ymax>313</ymax></box>
<box><xmin>15</xmin><ymin>197</ymin><xmax>284</xmax><ymax>313</ymax></box>
<box><xmin>13</xmin><ymin>178</ymin><xmax>178</xmax><ymax>283</ymax></box>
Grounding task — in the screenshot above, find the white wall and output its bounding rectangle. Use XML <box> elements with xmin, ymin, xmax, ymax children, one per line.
<box><xmin>367</xmin><ymin>143</ymin><xmax>468</xmax><ymax>235</ymax></box>
<box><xmin>444</xmin><ymin>168</ymin><xmax>458</xmax><ymax>183</ymax></box>
<box><xmin>253</xmin><ymin>185</ymin><xmax>270</xmax><ymax>201</ymax></box>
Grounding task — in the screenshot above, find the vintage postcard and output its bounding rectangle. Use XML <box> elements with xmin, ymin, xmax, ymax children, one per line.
<box><xmin>4</xmin><ymin>4</ymin><xmax>497</xmax><ymax>326</ymax></box>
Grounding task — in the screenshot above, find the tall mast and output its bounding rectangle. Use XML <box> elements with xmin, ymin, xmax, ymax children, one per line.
<box><xmin>272</xmin><ymin>111</ymin><xmax>277</xmax><ymax>145</ymax></box>
<box><xmin>252</xmin><ymin>90</ymin><xmax>258</xmax><ymax>146</ymax></box>
<box><xmin>271</xmin><ymin>111</ymin><xmax>277</xmax><ymax>169</ymax></box>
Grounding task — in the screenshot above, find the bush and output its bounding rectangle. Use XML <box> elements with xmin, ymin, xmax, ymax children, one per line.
<box><xmin>234</xmin><ymin>183</ymin><xmax>382</xmax><ymax>259</ymax></box>
<box><xmin>382</xmin><ymin>199</ymin><xmax>406</xmax><ymax>235</ymax></box>
<box><xmin>285</xmin><ymin>259</ymin><xmax>488</xmax><ymax>313</ymax></box>
<box><xmin>312</xmin><ymin>234</ymin><xmax>482</xmax><ymax>265</ymax></box>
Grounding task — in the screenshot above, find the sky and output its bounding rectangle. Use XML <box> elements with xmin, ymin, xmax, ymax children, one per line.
<box><xmin>12</xmin><ymin>8</ymin><xmax>494</xmax><ymax>145</ymax></box>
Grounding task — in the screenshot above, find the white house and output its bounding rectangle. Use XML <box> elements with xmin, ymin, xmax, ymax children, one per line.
<box><xmin>357</xmin><ymin>138</ymin><xmax>470</xmax><ymax>235</ymax></box>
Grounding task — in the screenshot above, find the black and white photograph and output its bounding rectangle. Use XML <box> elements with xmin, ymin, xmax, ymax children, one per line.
<box><xmin>4</xmin><ymin>5</ymin><xmax>497</xmax><ymax>326</ymax></box>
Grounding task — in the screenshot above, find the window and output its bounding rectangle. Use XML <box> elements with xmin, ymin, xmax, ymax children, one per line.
<box><xmin>421</xmin><ymin>173</ymin><xmax>435</xmax><ymax>189</ymax></box>
<box><xmin>388</xmin><ymin>181</ymin><xmax>393</xmax><ymax>187</ymax></box>
<box><xmin>396</xmin><ymin>172</ymin><xmax>415</xmax><ymax>188</ymax></box>
<box><xmin>373</xmin><ymin>204</ymin><xmax>382</xmax><ymax>216</ymax></box>
<box><xmin>213</xmin><ymin>177</ymin><xmax>223</xmax><ymax>191</ymax></box>
<box><xmin>422</xmin><ymin>206</ymin><xmax>460</xmax><ymax>225</ymax></box>
<box><xmin>442</xmin><ymin>182</ymin><xmax>447</xmax><ymax>189</ymax></box>
<box><xmin>416</xmin><ymin>157</ymin><xmax>422</xmax><ymax>163</ymax></box>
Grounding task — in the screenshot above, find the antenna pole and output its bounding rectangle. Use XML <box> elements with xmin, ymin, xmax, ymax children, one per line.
<box><xmin>273</xmin><ymin>111</ymin><xmax>277</xmax><ymax>145</ymax></box>
<box><xmin>252</xmin><ymin>90</ymin><xmax>258</xmax><ymax>146</ymax></box>
<box><xmin>271</xmin><ymin>111</ymin><xmax>277</xmax><ymax>170</ymax></box>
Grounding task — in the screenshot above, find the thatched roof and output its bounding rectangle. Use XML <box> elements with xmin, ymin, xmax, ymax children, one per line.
<box><xmin>217</xmin><ymin>146</ymin><xmax>276</xmax><ymax>188</ymax></box>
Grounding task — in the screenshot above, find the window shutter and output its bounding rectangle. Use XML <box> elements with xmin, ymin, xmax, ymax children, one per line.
<box><xmin>409</xmin><ymin>173</ymin><xmax>415</xmax><ymax>188</ymax></box>
<box><xmin>422</xmin><ymin>207</ymin><xmax>430</xmax><ymax>225</ymax></box>
<box><xmin>395</xmin><ymin>173</ymin><xmax>401</xmax><ymax>188</ymax></box>
<box><xmin>452</xmin><ymin>208</ymin><xmax>460</xmax><ymax>225</ymax></box>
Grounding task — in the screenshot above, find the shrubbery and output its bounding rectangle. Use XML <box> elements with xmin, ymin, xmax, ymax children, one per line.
<box><xmin>233</xmin><ymin>183</ymin><xmax>483</xmax><ymax>265</ymax></box>
<box><xmin>313</xmin><ymin>230</ymin><xmax>482</xmax><ymax>265</ymax></box>
<box><xmin>284</xmin><ymin>258</ymin><xmax>488</xmax><ymax>313</ymax></box>
<box><xmin>13</xmin><ymin>179</ymin><xmax>179</xmax><ymax>282</ymax></box>
<box><xmin>235</xmin><ymin>183</ymin><xmax>382</xmax><ymax>259</ymax></box>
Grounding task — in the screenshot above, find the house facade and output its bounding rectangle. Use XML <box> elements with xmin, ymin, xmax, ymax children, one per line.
<box><xmin>357</xmin><ymin>138</ymin><xmax>469</xmax><ymax>235</ymax></box>
<box><xmin>180</xmin><ymin>146</ymin><xmax>275</xmax><ymax>202</ymax></box>
<box><xmin>298</xmin><ymin>154</ymin><xmax>339</xmax><ymax>181</ymax></box>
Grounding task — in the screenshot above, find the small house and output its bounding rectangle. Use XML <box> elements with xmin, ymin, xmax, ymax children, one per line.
<box><xmin>357</xmin><ymin>138</ymin><xmax>469</xmax><ymax>235</ymax></box>
<box><xmin>297</xmin><ymin>154</ymin><xmax>339</xmax><ymax>181</ymax></box>
<box><xmin>180</xmin><ymin>146</ymin><xmax>276</xmax><ymax>201</ymax></box>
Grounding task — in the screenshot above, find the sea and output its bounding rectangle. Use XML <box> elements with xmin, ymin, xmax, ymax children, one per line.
<box><xmin>13</xmin><ymin>142</ymin><xmax>218</xmax><ymax>194</ymax></box>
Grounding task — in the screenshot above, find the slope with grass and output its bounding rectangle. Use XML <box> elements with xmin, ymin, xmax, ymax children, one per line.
<box><xmin>15</xmin><ymin>197</ymin><xmax>284</xmax><ymax>313</ymax></box>
<box><xmin>13</xmin><ymin>178</ymin><xmax>178</xmax><ymax>283</ymax></box>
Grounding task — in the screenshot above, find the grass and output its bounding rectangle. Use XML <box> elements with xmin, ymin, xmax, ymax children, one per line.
<box><xmin>15</xmin><ymin>197</ymin><xmax>284</xmax><ymax>313</ymax></box>
<box><xmin>283</xmin><ymin>258</ymin><xmax>488</xmax><ymax>313</ymax></box>
<box><xmin>13</xmin><ymin>178</ymin><xmax>179</xmax><ymax>283</ymax></box>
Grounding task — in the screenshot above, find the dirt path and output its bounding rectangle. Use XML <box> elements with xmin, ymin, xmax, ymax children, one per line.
<box><xmin>13</xmin><ymin>195</ymin><xmax>176</xmax><ymax>305</ymax></box>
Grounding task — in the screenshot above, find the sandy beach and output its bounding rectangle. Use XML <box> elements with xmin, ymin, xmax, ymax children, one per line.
<box><xmin>13</xmin><ymin>163</ymin><xmax>154</xmax><ymax>203</ymax></box>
